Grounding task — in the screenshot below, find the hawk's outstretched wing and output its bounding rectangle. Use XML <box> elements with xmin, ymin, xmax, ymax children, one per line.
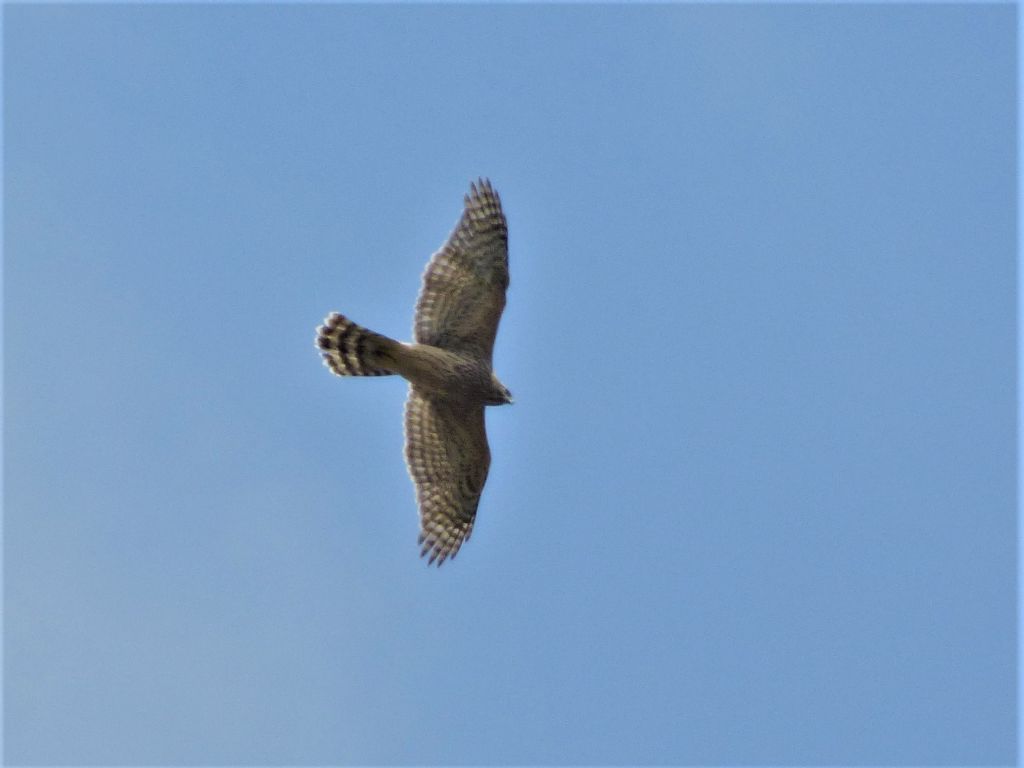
<box><xmin>413</xmin><ymin>178</ymin><xmax>509</xmax><ymax>362</ymax></box>
<box><xmin>404</xmin><ymin>389</ymin><xmax>490</xmax><ymax>565</ymax></box>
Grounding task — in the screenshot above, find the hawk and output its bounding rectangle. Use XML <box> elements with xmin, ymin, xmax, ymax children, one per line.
<box><xmin>316</xmin><ymin>179</ymin><xmax>512</xmax><ymax>566</ymax></box>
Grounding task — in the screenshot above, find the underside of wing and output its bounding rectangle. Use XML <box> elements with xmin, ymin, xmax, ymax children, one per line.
<box><xmin>404</xmin><ymin>388</ymin><xmax>491</xmax><ymax>566</ymax></box>
<box><xmin>414</xmin><ymin>179</ymin><xmax>509</xmax><ymax>362</ymax></box>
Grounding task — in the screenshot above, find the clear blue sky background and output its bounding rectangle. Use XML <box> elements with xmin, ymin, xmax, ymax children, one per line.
<box><xmin>4</xmin><ymin>4</ymin><xmax>1015</xmax><ymax>765</ymax></box>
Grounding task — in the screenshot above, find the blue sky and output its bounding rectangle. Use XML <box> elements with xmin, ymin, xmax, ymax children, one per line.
<box><xmin>4</xmin><ymin>4</ymin><xmax>1015</xmax><ymax>765</ymax></box>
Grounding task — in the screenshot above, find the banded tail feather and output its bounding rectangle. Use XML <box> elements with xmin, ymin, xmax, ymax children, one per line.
<box><xmin>316</xmin><ymin>312</ymin><xmax>399</xmax><ymax>377</ymax></box>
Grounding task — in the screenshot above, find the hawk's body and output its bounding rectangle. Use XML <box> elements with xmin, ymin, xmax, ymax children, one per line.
<box><xmin>316</xmin><ymin>180</ymin><xmax>511</xmax><ymax>565</ymax></box>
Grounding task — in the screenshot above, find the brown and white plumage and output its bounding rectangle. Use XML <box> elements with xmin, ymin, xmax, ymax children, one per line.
<box><xmin>316</xmin><ymin>179</ymin><xmax>511</xmax><ymax>566</ymax></box>
<box><xmin>415</xmin><ymin>179</ymin><xmax>509</xmax><ymax>361</ymax></box>
<box><xmin>317</xmin><ymin>312</ymin><xmax>398</xmax><ymax>377</ymax></box>
<box><xmin>404</xmin><ymin>392</ymin><xmax>489</xmax><ymax>564</ymax></box>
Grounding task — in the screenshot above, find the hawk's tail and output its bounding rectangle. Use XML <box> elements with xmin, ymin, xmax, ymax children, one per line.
<box><xmin>316</xmin><ymin>312</ymin><xmax>401</xmax><ymax>377</ymax></box>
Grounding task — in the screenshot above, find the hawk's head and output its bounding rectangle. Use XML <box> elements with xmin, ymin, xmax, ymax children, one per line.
<box><xmin>487</xmin><ymin>373</ymin><xmax>513</xmax><ymax>406</ymax></box>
